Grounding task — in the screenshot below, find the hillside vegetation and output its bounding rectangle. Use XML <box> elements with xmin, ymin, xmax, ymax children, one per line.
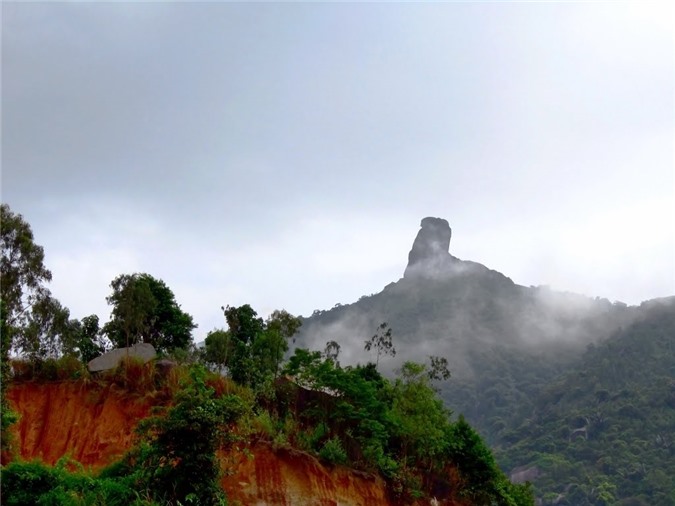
<box><xmin>495</xmin><ymin>298</ymin><xmax>675</xmax><ymax>505</ymax></box>
<box><xmin>2</xmin><ymin>353</ymin><xmax>533</xmax><ymax>505</ymax></box>
<box><xmin>0</xmin><ymin>204</ymin><xmax>532</xmax><ymax>505</ymax></box>
<box><xmin>294</xmin><ymin>218</ymin><xmax>674</xmax><ymax>504</ymax></box>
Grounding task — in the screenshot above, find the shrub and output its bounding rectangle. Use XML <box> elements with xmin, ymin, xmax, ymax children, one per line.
<box><xmin>1</xmin><ymin>460</ymin><xmax>59</xmax><ymax>505</ymax></box>
<box><xmin>252</xmin><ymin>410</ymin><xmax>277</xmax><ymax>440</ymax></box>
<box><xmin>319</xmin><ymin>436</ymin><xmax>348</xmax><ymax>465</ymax></box>
<box><xmin>131</xmin><ymin>365</ymin><xmax>243</xmax><ymax>506</ymax></box>
<box><xmin>35</xmin><ymin>358</ymin><xmax>59</xmax><ymax>381</ymax></box>
<box><xmin>55</xmin><ymin>354</ymin><xmax>89</xmax><ymax>380</ymax></box>
<box><xmin>108</xmin><ymin>356</ymin><xmax>157</xmax><ymax>393</ymax></box>
<box><xmin>0</xmin><ymin>460</ymin><xmax>157</xmax><ymax>506</ymax></box>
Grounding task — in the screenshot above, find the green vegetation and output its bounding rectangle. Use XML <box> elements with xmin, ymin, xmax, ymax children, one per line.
<box><xmin>1</xmin><ymin>458</ymin><xmax>157</xmax><ymax>506</ymax></box>
<box><xmin>103</xmin><ymin>273</ymin><xmax>196</xmax><ymax>353</ymax></box>
<box><xmin>0</xmin><ymin>203</ymin><xmax>539</xmax><ymax>504</ymax></box>
<box><xmin>298</xmin><ymin>252</ymin><xmax>673</xmax><ymax>505</ymax></box>
<box><xmin>493</xmin><ymin>299</ymin><xmax>675</xmax><ymax>505</ymax></box>
<box><xmin>1</xmin><ymin>362</ymin><xmax>247</xmax><ymax>506</ymax></box>
<box><xmin>1</xmin><ymin>352</ymin><xmax>533</xmax><ymax>505</ymax></box>
<box><xmin>278</xmin><ymin>346</ymin><xmax>532</xmax><ymax>504</ymax></box>
<box><xmin>203</xmin><ymin>305</ymin><xmax>301</xmax><ymax>389</ymax></box>
<box><xmin>106</xmin><ymin>366</ymin><xmax>246</xmax><ymax>506</ymax></box>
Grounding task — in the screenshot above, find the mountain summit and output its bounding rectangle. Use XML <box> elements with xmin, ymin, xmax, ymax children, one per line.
<box><xmin>295</xmin><ymin>217</ymin><xmax>670</xmax><ymax>504</ymax></box>
<box><xmin>404</xmin><ymin>217</ymin><xmax>456</xmax><ymax>278</ymax></box>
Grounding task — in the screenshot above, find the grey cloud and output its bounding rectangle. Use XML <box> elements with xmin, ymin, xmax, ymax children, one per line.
<box><xmin>2</xmin><ymin>2</ymin><xmax>672</xmax><ymax>335</ymax></box>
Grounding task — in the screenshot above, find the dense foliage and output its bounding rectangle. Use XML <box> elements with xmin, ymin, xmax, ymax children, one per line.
<box><xmin>108</xmin><ymin>366</ymin><xmax>247</xmax><ymax>505</ymax></box>
<box><xmin>202</xmin><ymin>305</ymin><xmax>301</xmax><ymax>388</ymax></box>
<box><xmin>1</xmin><ymin>363</ymin><xmax>246</xmax><ymax>506</ymax></box>
<box><xmin>1</xmin><ymin>353</ymin><xmax>533</xmax><ymax>505</ymax></box>
<box><xmin>11</xmin><ymin>203</ymin><xmax>669</xmax><ymax>505</ymax></box>
<box><xmin>493</xmin><ymin>298</ymin><xmax>675</xmax><ymax>505</ymax></box>
<box><xmin>1</xmin><ymin>458</ymin><xmax>156</xmax><ymax>506</ymax></box>
<box><xmin>296</xmin><ymin>254</ymin><xmax>670</xmax><ymax>505</ymax></box>
<box><xmin>103</xmin><ymin>273</ymin><xmax>196</xmax><ymax>353</ymax></box>
<box><xmin>279</xmin><ymin>347</ymin><xmax>533</xmax><ymax>504</ymax></box>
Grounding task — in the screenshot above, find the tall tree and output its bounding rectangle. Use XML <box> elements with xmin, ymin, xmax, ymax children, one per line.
<box><xmin>390</xmin><ymin>361</ymin><xmax>450</xmax><ymax>472</ymax></box>
<box><xmin>324</xmin><ymin>340</ymin><xmax>341</xmax><ymax>364</ymax></box>
<box><xmin>263</xmin><ymin>309</ymin><xmax>301</xmax><ymax>378</ymax></box>
<box><xmin>221</xmin><ymin>304</ymin><xmax>300</xmax><ymax>387</ymax></box>
<box><xmin>1</xmin><ymin>204</ymin><xmax>53</xmax><ymax>347</ymax></box>
<box><xmin>103</xmin><ymin>273</ymin><xmax>196</xmax><ymax>353</ymax></box>
<box><xmin>1</xmin><ymin>205</ymin><xmax>74</xmax><ymax>360</ymax></box>
<box><xmin>1</xmin><ymin>204</ymin><xmax>62</xmax><ymax>449</ymax></box>
<box><xmin>222</xmin><ymin>304</ymin><xmax>264</xmax><ymax>385</ymax></box>
<box><xmin>14</xmin><ymin>295</ymin><xmax>71</xmax><ymax>361</ymax></box>
<box><xmin>202</xmin><ymin>328</ymin><xmax>231</xmax><ymax>373</ymax></box>
<box><xmin>364</xmin><ymin>322</ymin><xmax>396</xmax><ymax>369</ymax></box>
<box><xmin>61</xmin><ymin>314</ymin><xmax>106</xmax><ymax>363</ymax></box>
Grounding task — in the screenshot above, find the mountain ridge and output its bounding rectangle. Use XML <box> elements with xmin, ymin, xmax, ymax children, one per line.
<box><xmin>293</xmin><ymin>217</ymin><xmax>672</xmax><ymax>504</ymax></box>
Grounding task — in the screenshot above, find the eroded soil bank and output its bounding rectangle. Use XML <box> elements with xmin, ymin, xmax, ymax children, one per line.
<box><xmin>5</xmin><ymin>381</ymin><xmax>398</xmax><ymax>505</ymax></box>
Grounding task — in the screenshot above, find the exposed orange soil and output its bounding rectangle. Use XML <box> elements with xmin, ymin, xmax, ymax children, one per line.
<box><xmin>5</xmin><ymin>381</ymin><xmax>153</xmax><ymax>468</ymax></box>
<box><xmin>5</xmin><ymin>381</ymin><xmax>398</xmax><ymax>505</ymax></box>
<box><xmin>6</xmin><ymin>381</ymin><xmax>471</xmax><ymax>505</ymax></box>
<box><xmin>221</xmin><ymin>443</ymin><xmax>391</xmax><ymax>506</ymax></box>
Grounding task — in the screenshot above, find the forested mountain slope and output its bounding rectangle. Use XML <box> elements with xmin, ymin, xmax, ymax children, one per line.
<box><xmin>295</xmin><ymin>217</ymin><xmax>673</xmax><ymax>504</ymax></box>
<box><xmin>296</xmin><ymin>218</ymin><xmax>636</xmax><ymax>433</ymax></box>
<box><xmin>495</xmin><ymin>297</ymin><xmax>675</xmax><ymax>505</ymax></box>
<box><xmin>2</xmin><ymin>205</ymin><xmax>534</xmax><ymax>506</ymax></box>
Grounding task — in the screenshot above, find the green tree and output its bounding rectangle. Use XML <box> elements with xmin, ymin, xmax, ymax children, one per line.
<box><xmin>390</xmin><ymin>362</ymin><xmax>450</xmax><ymax>470</ymax></box>
<box><xmin>1</xmin><ymin>204</ymin><xmax>52</xmax><ymax>332</ymax></box>
<box><xmin>103</xmin><ymin>273</ymin><xmax>196</xmax><ymax>353</ymax></box>
<box><xmin>447</xmin><ymin>415</ymin><xmax>503</xmax><ymax>504</ymax></box>
<box><xmin>1</xmin><ymin>204</ymin><xmax>66</xmax><ymax>450</ymax></box>
<box><xmin>14</xmin><ymin>294</ymin><xmax>71</xmax><ymax>361</ymax></box>
<box><xmin>62</xmin><ymin>314</ymin><xmax>105</xmax><ymax>363</ymax></box>
<box><xmin>365</xmin><ymin>322</ymin><xmax>396</xmax><ymax>368</ymax></box>
<box><xmin>324</xmin><ymin>340</ymin><xmax>341</xmax><ymax>364</ymax></box>
<box><xmin>283</xmin><ymin>347</ymin><xmax>323</xmax><ymax>381</ymax></box>
<box><xmin>0</xmin><ymin>204</ymin><xmax>72</xmax><ymax>360</ymax></box>
<box><xmin>202</xmin><ymin>328</ymin><xmax>231</xmax><ymax>372</ymax></box>
<box><xmin>428</xmin><ymin>355</ymin><xmax>451</xmax><ymax>383</ymax></box>
<box><xmin>133</xmin><ymin>366</ymin><xmax>246</xmax><ymax>505</ymax></box>
<box><xmin>222</xmin><ymin>304</ymin><xmax>264</xmax><ymax>385</ymax></box>
<box><xmin>261</xmin><ymin>309</ymin><xmax>301</xmax><ymax>378</ymax></box>
<box><xmin>222</xmin><ymin>304</ymin><xmax>300</xmax><ymax>387</ymax></box>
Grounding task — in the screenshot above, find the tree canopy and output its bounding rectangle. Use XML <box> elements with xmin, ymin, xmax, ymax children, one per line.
<box><xmin>364</xmin><ymin>322</ymin><xmax>395</xmax><ymax>368</ymax></box>
<box><xmin>103</xmin><ymin>273</ymin><xmax>196</xmax><ymax>353</ymax></box>
<box><xmin>1</xmin><ymin>204</ymin><xmax>52</xmax><ymax>327</ymax></box>
<box><xmin>215</xmin><ymin>304</ymin><xmax>301</xmax><ymax>387</ymax></box>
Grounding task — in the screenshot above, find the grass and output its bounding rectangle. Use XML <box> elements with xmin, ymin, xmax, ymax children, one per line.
<box><xmin>10</xmin><ymin>356</ymin><xmax>90</xmax><ymax>382</ymax></box>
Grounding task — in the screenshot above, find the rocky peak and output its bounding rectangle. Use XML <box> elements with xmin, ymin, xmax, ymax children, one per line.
<box><xmin>404</xmin><ymin>217</ymin><xmax>455</xmax><ymax>278</ymax></box>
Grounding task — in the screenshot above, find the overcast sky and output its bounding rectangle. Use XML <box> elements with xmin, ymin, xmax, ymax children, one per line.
<box><xmin>2</xmin><ymin>1</ymin><xmax>673</xmax><ymax>340</ymax></box>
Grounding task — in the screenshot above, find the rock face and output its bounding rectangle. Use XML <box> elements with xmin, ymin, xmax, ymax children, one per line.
<box><xmin>404</xmin><ymin>217</ymin><xmax>455</xmax><ymax>278</ymax></box>
<box><xmin>87</xmin><ymin>343</ymin><xmax>156</xmax><ymax>372</ymax></box>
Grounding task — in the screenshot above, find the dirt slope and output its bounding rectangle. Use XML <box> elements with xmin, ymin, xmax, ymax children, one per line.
<box><xmin>222</xmin><ymin>443</ymin><xmax>390</xmax><ymax>506</ymax></box>
<box><xmin>5</xmin><ymin>381</ymin><xmax>396</xmax><ymax>505</ymax></box>
<box><xmin>6</xmin><ymin>381</ymin><xmax>152</xmax><ymax>468</ymax></box>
